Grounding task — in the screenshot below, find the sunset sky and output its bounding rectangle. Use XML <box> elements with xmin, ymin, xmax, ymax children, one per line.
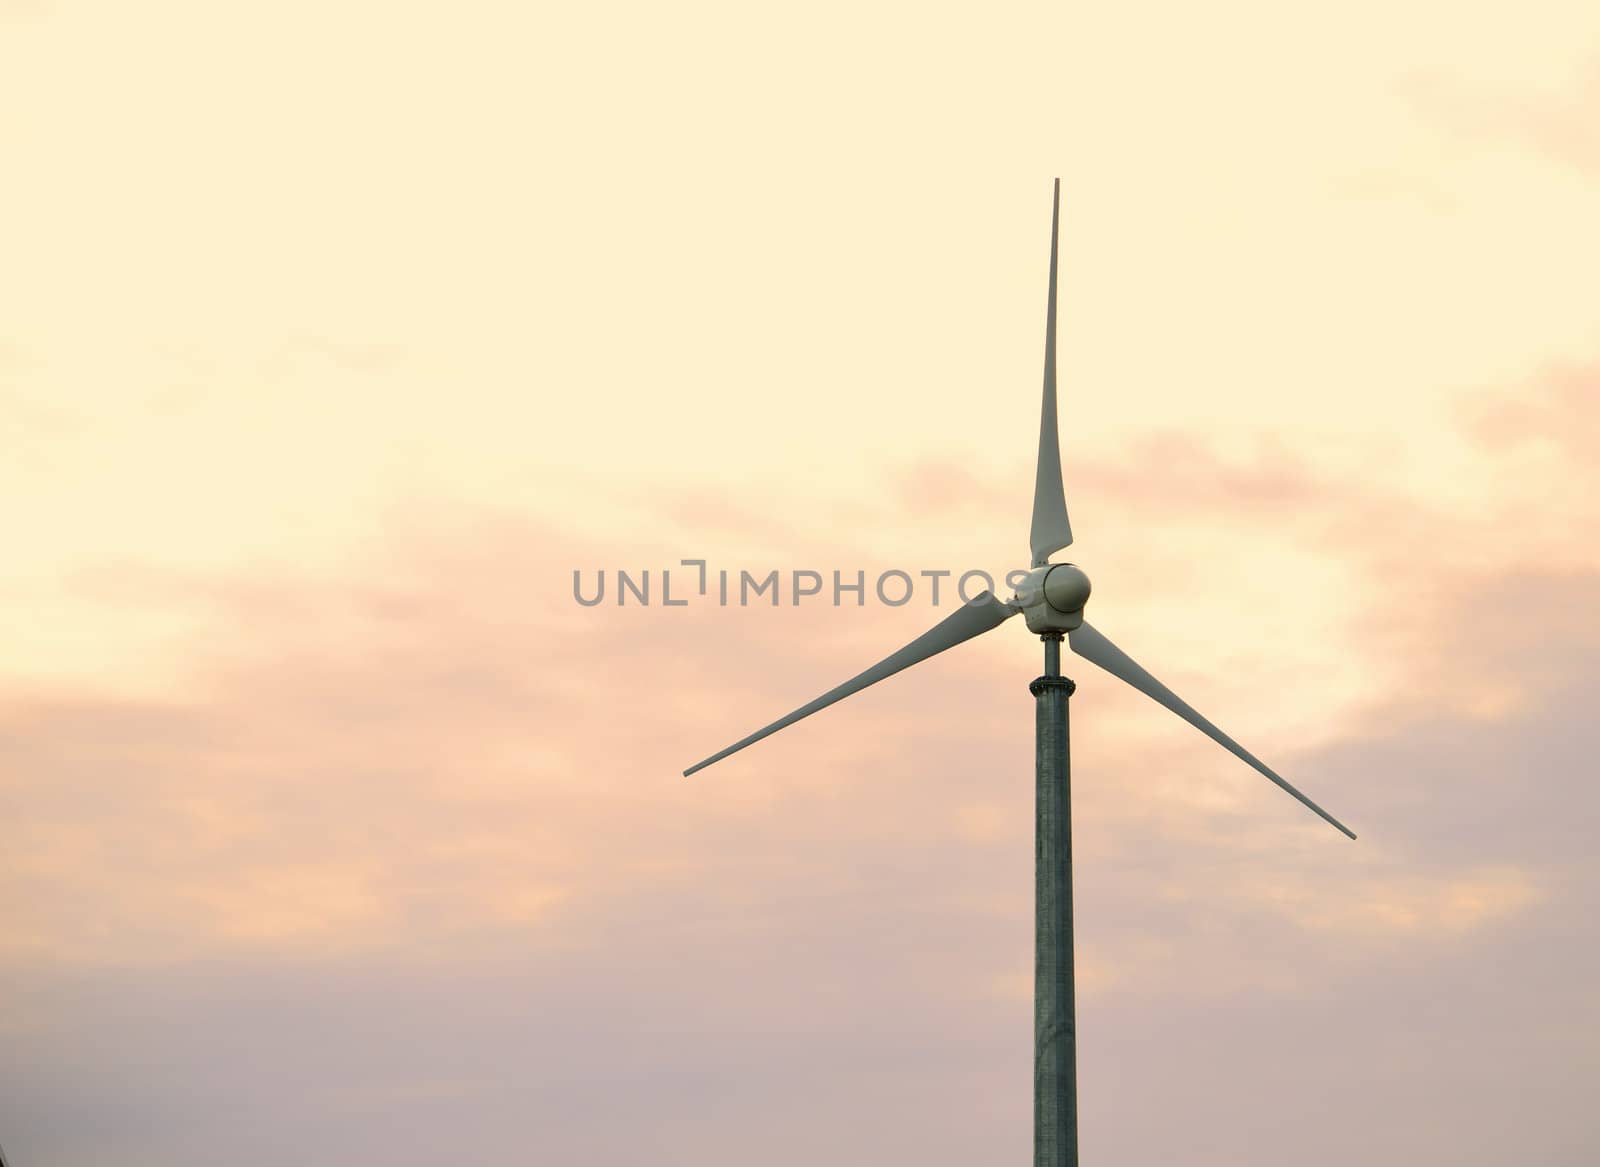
<box><xmin>3</xmin><ymin>3</ymin><xmax>1598</xmax><ymax>1164</ymax></box>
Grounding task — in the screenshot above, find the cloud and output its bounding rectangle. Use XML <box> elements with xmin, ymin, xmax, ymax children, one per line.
<box><xmin>1462</xmin><ymin>359</ymin><xmax>1600</xmax><ymax>463</ymax></box>
<box><xmin>894</xmin><ymin>430</ymin><xmax>1331</xmax><ymax>526</ymax></box>
<box><xmin>1</xmin><ymin>444</ymin><xmax>1596</xmax><ymax>1163</ymax></box>
<box><xmin>1404</xmin><ymin>59</ymin><xmax>1600</xmax><ymax>176</ymax></box>
<box><xmin>3</xmin><ymin>345</ymin><xmax>1598</xmax><ymax>1162</ymax></box>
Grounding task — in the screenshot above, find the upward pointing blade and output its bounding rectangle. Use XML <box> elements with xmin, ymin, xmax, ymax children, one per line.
<box><xmin>684</xmin><ymin>593</ymin><xmax>1017</xmax><ymax>776</ymax></box>
<box><xmin>1029</xmin><ymin>177</ymin><xmax>1073</xmax><ymax>567</ymax></box>
<box><xmin>1067</xmin><ymin>621</ymin><xmax>1356</xmax><ymax>839</ymax></box>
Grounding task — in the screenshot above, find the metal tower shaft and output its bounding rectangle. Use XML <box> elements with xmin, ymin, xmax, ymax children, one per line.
<box><xmin>1031</xmin><ymin>632</ymin><xmax>1078</xmax><ymax>1166</ymax></box>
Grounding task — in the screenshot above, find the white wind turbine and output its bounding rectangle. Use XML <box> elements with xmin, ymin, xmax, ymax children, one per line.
<box><xmin>684</xmin><ymin>179</ymin><xmax>1355</xmax><ymax>1167</ymax></box>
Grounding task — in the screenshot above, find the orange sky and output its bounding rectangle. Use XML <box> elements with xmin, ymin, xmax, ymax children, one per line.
<box><xmin>3</xmin><ymin>3</ymin><xmax>1598</xmax><ymax>1164</ymax></box>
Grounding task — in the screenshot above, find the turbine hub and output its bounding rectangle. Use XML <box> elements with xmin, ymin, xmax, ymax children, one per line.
<box><xmin>1015</xmin><ymin>562</ymin><xmax>1091</xmax><ymax>634</ymax></box>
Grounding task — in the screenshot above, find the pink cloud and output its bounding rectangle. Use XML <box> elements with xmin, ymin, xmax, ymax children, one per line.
<box><xmin>1404</xmin><ymin>61</ymin><xmax>1600</xmax><ymax>176</ymax></box>
<box><xmin>4</xmin><ymin>382</ymin><xmax>1598</xmax><ymax>1163</ymax></box>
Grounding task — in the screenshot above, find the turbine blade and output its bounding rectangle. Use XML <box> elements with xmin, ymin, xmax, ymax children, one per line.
<box><xmin>684</xmin><ymin>593</ymin><xmax>1017</xmax><ymax>776</ymax></box>
<box><xmin>1029</xmin><ymin>177</ymin><xmax>1073</xmax><ymax>567</ymax></box>
<box><xmin>1067</xmin><ymin>621</ymin><xmax>1356</xmax><ymax>839</ymax></box>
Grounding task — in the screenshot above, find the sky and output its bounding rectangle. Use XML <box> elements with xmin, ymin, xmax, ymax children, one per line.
<box><xmin>2</xmin><ymin>2</ymin><xmax>1598</xmax><ymax>1164</ymax></box>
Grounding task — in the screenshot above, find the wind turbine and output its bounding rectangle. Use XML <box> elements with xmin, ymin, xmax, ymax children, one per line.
<box><xmin>684</xmin><ymin>179</ymin><xmax>1355</xmax><ymax>1167</ymax></box>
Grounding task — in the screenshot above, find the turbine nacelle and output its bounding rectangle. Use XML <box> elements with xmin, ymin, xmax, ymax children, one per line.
<box><xmin>1015</xmin><ymin>562</ymin><xmax>1091</xmax><ymax>634</ymax></box>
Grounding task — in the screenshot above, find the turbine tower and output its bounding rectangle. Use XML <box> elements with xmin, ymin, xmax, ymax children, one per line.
<box><xmin>684</xmin><ymin>180</ymin><xmax>1355</xmax><ymax>1167</ymax></box>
